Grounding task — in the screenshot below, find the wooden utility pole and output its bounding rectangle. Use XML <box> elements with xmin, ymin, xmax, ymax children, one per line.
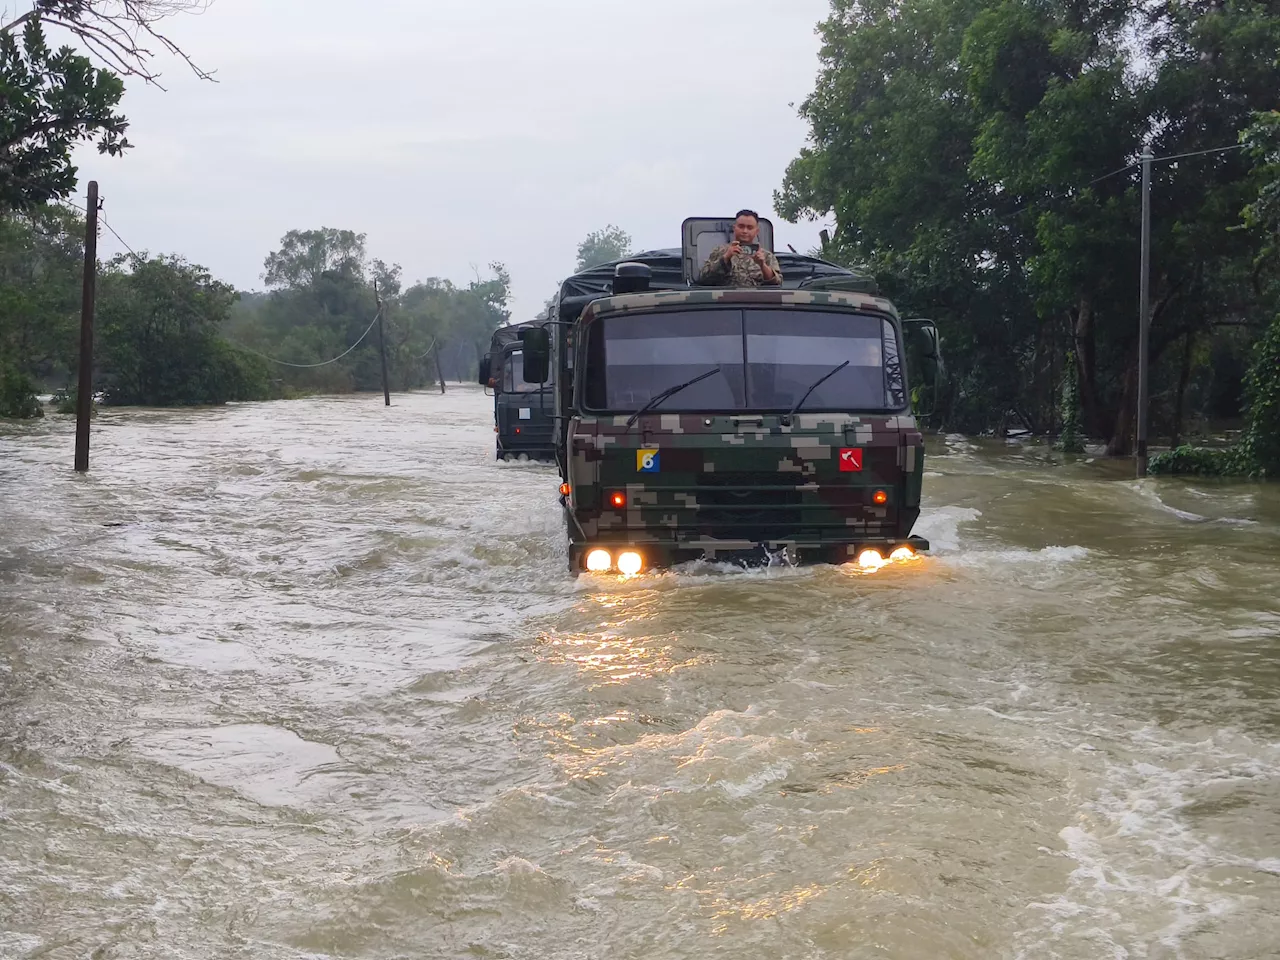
<box><xmin>433</xmin><ymin>341</ymin><xmax>446</xmax><ymax>394</ymax></box>
<box><xmin>1136</xmin><ymin>149</ymin><xmax>1153</xmax><ymax>478</ymax></box>
<box><xmin>374</xmin><ymin>282</ymin><xmax>390</xmax><ymax>406</ymax></box>
<box><xmin>74</xmin><ymin>181</ymin><xmax>99</xmax><ymax>473</ymax></box>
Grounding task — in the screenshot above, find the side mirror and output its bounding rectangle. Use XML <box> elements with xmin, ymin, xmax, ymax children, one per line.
<box><xmin>519</xmin><ymin>328</ymin><xmax>550</xmax><ymax>384</ymax></box>
<box><xmin>477</xmin><ymin>356</ymin><xmax>491</xmax><ymax>386</ymax></box>
<box><xmin>903</xmin><ymin>319</ymin><xmax>943</xmax><ymax>385</ymax></box>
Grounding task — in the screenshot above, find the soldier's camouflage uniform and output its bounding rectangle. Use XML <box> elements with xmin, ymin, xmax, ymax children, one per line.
<box><xmin>698</xmin><ymin>245</ymin><xmax>783</xmax><ymax>287</ymax></box>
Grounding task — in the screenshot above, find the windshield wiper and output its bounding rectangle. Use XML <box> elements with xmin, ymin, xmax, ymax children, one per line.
<box><xmin>781</xmin><ymin>360</ymin><xmax>850</xmax><ymax>426</ymax></box>
<box><xmin>626</xmin><ymin>367</ymin><xmax>721</xmax><ymax>429</ymax></box>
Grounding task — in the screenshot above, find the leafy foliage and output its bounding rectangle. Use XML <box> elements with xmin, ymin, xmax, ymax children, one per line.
<box><xmin>224</xmin><ymin>229</ymin><xmax>510</xmax><ymax>394</ymax></box>
<box><xmin>97</xmin><ymin>254</ymin><xmax>271</xmax><ymax>406</ymax></box>
<box><xmin>779</xmin><ymin>0</ymin><xmax>1280</xmax><ymax>454</ymax></box>
<box><xmin>1148</xmin><ymin>444</ymin><xmax>1238</xmax><ymax>477</ymax></box>
<box><xmin>263</xmin><ymin>228</ymin><xmax>366</xmax><ymax>291</ymax></box>
<box><xmin>1</xmin><ymin>1</ymin><xmax>211</xmax><ymax>210</ymax></box>
<box><xmin>0</xmin><ymin>211</ymin><xmax>512</xmax><ymax>407</ymax></box>
<box><xmin>0</xmin><ymin>20</ymin><xmax>128</xmax><ymax>210</ymax></box>
<box><xmin>1056</xmin><ymin>352</ymin><xmax>1084</xmax><ymax>453</ymax></box>
<box><xmin>3</xmin><ymin>1</ymin><xmax>214</xmax><ymax>85</ymax></box>
<box><xmin>575</xmin><ymin>225</ymin><xmax>631</xmax><ymax>272</ymax></box>
<box><xmin>0</xmin><ymin>203</ymin><xmax>83</xmax><ymax>379</ymax></box>
<box><xmin>1233</xmin><ymin>311</ymin><xmax>1280</xmax><ymax>476</ymax></box>
<box><xmin>0</xmin><ymin>362</ymin><xmax>42</xmax><ymax>417</ymax></box>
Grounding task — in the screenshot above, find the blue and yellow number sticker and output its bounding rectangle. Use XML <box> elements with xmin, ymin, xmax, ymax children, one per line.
<box><xmin>637</xmin><ymin>449</ymin><xmax>660</xmax><ymax>473</ymax></box>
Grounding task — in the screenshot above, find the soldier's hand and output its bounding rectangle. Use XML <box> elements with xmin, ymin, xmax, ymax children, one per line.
<box><xmin>723</xmin><ymin>242</ymin><xmax>741</xmax><ymax>262</ymax></box>
<box><xmin>752</xmin><ymin>247</ymin><xmax>768</xmax><ymax>264</ymax></box>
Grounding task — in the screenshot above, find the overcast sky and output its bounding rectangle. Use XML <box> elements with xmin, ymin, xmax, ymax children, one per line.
<box><xmin>68</xmin><ymin>0</ymin><xmax>836</xmax><ymax>321</ymax></box>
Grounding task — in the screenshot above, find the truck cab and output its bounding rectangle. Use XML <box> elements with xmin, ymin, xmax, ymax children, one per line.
<box><xmin>479</xmin><ymin>322</ymin><xmax>556</xmax><ymax>461</ymax></box>
<box><xmin>520</xmin><ymin>220</ymin><xmax>942</xmax><ymax>573</ymax></box>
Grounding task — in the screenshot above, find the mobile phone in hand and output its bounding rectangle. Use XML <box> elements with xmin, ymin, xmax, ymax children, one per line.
<box><xmin>739</xmin><ymin>242</ymin><xmax>759</xmax><ymax>255</ymax></box>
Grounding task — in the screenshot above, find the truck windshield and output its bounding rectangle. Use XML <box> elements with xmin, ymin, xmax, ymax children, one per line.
<box><xmin>502</xmin><ymin>351</ymin><xmax>542</xmax><ymax>394</ymax></box>
<box><xmin>583</xmin><ymin>308</ymin><xmax>905</xmax><ymax>412</ymax></box>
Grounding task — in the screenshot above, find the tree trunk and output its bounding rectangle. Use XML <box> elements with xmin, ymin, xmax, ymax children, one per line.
<box><xmin>1106</xmin><ymin>356</ymin><xmax>1139</xmax><ymax>456</ymax></box>
<box><xmin>1170</xmin><ymin>331</ymin><xmax>1195</xmax><ymax>448</ymax></box>
<box><xmin>1072</xmin><ymin>296</ymin><xmax>1102</xmax><ymax>436</ymax></box>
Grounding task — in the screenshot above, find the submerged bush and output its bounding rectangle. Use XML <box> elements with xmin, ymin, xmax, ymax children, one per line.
<box><xmin>0</xmin><ymin>365</ymin><xmax>43</xmax><ymax>419</ymax></box>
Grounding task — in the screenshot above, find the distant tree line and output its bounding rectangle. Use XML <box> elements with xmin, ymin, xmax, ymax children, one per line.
<box><xmin>223</xmin><ymin>227</ymin><xmax>511</xmax><ymax>397</ymax></box>
<box><xmin>0</xmin><ymin>211</ymin><xmax>511</xmax><ymax>414</ymax></box>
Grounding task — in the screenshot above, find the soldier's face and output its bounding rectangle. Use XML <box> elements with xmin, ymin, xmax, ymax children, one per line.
<box><xmin>733</xmin><ymin>216</ymin><xmax>759</xmax><ymax>243</ymax></box>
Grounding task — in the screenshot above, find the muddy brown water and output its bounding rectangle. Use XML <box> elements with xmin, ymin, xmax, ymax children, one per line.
<box><xmin>2</xmin><ymin>388</ymin><xmax>1278</xmax><ymax>959</ymax></box>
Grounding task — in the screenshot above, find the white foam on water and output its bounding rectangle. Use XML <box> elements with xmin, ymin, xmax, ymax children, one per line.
<box><xmin>132</xmin><ymin>724</ymin><xmax>350</xmax><ymax>809</ymax></box>
<box><xmin>494</xmin><ymin>458</ymin><xmax>556</xmax><ymax>471</ymax></box>
<box><xmin>1135</xmin><ymin>483</ymin><xmax>1262</xmax><ymax>528</ymax></box>
<box><xmin>1014</xmin><ymin>727</ymin><xmax>1280</xmax><ymax>959</ymax></box>
<box><xmin>911</xmin><ymin>506</ymin><xmax>982</xmax><ymax>553</ymax></box>
<box><xmin>718</xmin><ymin>761</ymin><xmax>792</xmax><ymax>799</ymax></box>
<box><xmin>0</xmin><ymin>933</ymin><xmax>44</xmax><ymax>956</ymax></box>
<box><xmin>944</xmin><ymin>544</ymin><xmax>1091</xmax><ymax>569</ymax></box>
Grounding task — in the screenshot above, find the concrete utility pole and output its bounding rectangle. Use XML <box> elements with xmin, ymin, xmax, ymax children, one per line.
<box><xmin>74</xmin><ymin>181</ymin><xmax>99</xmax><ymax>473</ymax></box>
<box><xmin>1136</xmin><ymin>149</ymin><xmax>1153</xmax><ymax>478</ymax></box>
<box><xmin>374</xmin><ymin>282</ymin><xmax>390</xmax><ymax>407</ymax></box>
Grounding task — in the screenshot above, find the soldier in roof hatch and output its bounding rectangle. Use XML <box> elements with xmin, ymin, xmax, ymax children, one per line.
<box><xmin>697</xmin><ymin>209</ymin><xmax>782</xmax><ymax>287</ymax></box>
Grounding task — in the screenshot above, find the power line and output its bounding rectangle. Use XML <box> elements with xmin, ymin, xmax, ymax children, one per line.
<box><xmin>227</xmin><ymin>311</ymin><xmax>382</xmax><ymax>368</ymax></box>
<box><xmin>55</xmin><ymin>199</ymin><xmax>386</xmax><ymax>370</ymax></box>
<box><xmin>1087</xmin><ymin>142</ymin><xmax>1246</xmax><ymax>185</ymax></box>
<box><xmin>1156</xmin><ymin>142</ymin><xmax>1247</xmax><ymax>164</ymax></box>
<box><xmin>1088</xmin><ymin>161</ymin><xmax>1140</xmax><ymax>186</ymax></box>
<box><xmin>100</xmin><ymin>217</ymin><xmax>137</xmax><ymax>257</ymax></box>
<box><xmin>59</xmin><ymin>198</ymin><xmax>138</xmax><ymax>256</ymax></box>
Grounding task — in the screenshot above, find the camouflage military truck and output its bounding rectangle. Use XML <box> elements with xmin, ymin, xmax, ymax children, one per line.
<box><xmin>478</xmin><ymin>321</ymin><xmax>556</xmax><ymax>461</ymax></box>
<box><xmin>519</xmin><ymin>217</ymin><xmax>942</xmax><ymax>574</ymax></box>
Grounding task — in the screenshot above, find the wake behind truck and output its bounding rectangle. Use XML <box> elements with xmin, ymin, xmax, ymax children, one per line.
<box><xmin>519</xmin><ymin>217</ymin><xmax>942</xmax><ymax>574</ymax></box>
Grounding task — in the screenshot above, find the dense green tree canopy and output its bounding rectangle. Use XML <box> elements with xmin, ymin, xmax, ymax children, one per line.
<box><xmin>97</xmin><ymin>254</ymin><xmax>269</xmax><ymax>406</ymax></box>
<box><xmin>779</xmin><ymin>0</ymin><xmax>1280</xmax><ymax>451</ymax></box>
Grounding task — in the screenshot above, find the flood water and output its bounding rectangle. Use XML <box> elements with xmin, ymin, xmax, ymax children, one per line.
<box><xmin>2</xmin><ymin>388</ymin><xmax>1278</xmax><ymax>959</ymax></box>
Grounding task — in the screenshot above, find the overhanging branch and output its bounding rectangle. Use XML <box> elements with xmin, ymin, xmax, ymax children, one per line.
<box><xmin>2</xmin><ymin>1</ymin><xmax>216</xmax><ymax>86</ymax></box>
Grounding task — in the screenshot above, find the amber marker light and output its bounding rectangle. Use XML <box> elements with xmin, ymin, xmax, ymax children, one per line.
<box><xmin>873</xmin><ymin>489</ymin><xmax>888</xmax><ymax>505</ymax></box>
<box><xmin>616</xmin><ymin>551</ymin><xmax>643</xmax><ymax>576</ymax></box>
<box><xmin>585</xmin><ymin>549</ymin><xmax>612</xmax><ymax>573</ymax></box>
<box><xmin>609</xmin><ymin>491</ymin><xmax>627</xmax><ymax>509</ymax></box>
<box><xmin>559</xmin><ymin>483</ymin><xmax>571</xmax><ymax>497</ymax></box>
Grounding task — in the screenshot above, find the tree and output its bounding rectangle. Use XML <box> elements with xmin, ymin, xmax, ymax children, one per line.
<box><xmin>0</xmin><ymin>21</ymin><xmax>128</xmax><ymax>210</ymax></box>
<box><xmin>1151</xmin><ymin>110</ymin><xmax>1280</xmax><ymax>477</ymax></box>
<box><xmin>371</xmin><ymin>258</ymin><xmax>402</xmax><ymax>299</ymax></box>
<box><xmin>97</xmin><ymin>254</ymin><xmax>270</xmax><ymax>405</ymax></box>
<box><xmin>0</xmin><ymin>203</ymin><xmax>83</xmax><ymax>377</ymax></box>
<box><xmin>0</xmin><ymin>2</ymin><xmax>212</xmax><ymax>210</ymax></box>
<box><xmin>262</xmin><ymin>228</ymin><xmax>366</xmax><ymax>290</ymax></box>
<box><xmin>779</xmin><ymin>0</ymin><xmax>1280</xmax><ymax>451</ymax></box>
<box><xmin>575</xmin><ymin>225</ymin><xmax>631</xmax><ymax>272</ymax></box>
<box><xmin>2</xmin><ymin>1</ymin><xmax>213</xmax><ymax>85</ymax></box>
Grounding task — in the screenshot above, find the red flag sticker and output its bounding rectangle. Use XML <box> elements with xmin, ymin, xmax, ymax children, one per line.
<box><xmin>839</xmin><ymin>448</ymin><xmax>863</xmax><ymax>472</ymax></box>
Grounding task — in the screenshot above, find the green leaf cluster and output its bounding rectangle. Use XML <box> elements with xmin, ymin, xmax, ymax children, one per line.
<box><xmin>780</xmin><ymin>0</ymin><xmax>1280</xmax><ymax>455</ymax></box>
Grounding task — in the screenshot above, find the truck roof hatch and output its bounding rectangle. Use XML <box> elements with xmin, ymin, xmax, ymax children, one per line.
<box><xmin>682</xmin><ymin>217</ymin><xmax>776</xmax><ymax>284</ymax></box>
